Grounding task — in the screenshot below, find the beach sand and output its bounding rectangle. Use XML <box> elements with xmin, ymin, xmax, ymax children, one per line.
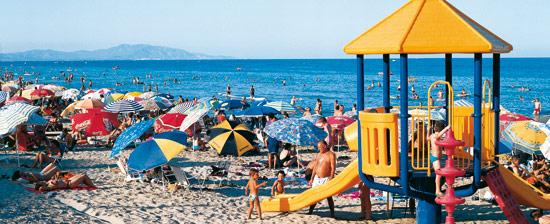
<box><xmin>0</xmin><ymin>146</ymin><xmax>530</xmax><ymax>223</ymax></box>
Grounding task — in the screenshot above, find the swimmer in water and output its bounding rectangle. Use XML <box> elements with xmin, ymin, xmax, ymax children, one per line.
<box><xmin>437</xmin><ymin>89</ymin><xmax>444</xmax><ymax>100</ymax></box>
<box><xmin>459</xmin><ymin>88</ymin><xmax>467</xmax><ymax>97</ymax></box>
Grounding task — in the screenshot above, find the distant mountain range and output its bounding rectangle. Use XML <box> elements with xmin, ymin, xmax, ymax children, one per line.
<box><xmin>0</xmin><ymin>44</ymin><xmax>232</xmax><ymax>61</ymax></box>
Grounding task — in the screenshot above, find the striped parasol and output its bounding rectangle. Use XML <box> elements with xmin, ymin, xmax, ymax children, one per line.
<box><xmin>104</xmin><ymin>99</ymin><xmax>143</xmax><ymax>113</ymax></box>
<box><xmin>264</xmin><ymin>101</ymin><xmax>296</xmax><ymax>113</ymax></box>
<box><xmin>169</xmin><ymin>101</ymin><xmax>196</xmax><ymax>114</ymax></box>
<box><xmin>0</xmin><ymin>103</ymin><xmax>40</xmax><ymax>136</ymax></box>
<box><xmin>0</xmin><ymin>91</ymin><xmax>8</xmax><ymax>104</ymax></box>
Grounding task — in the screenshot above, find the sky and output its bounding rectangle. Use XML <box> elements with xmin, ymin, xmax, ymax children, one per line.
<box><xmin>0</xmin><ymin>0</ymin><xmax>549</xmax><ymax>58</ymax></box>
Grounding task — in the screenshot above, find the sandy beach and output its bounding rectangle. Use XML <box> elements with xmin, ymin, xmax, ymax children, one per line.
<box><xmin>1</xmin><ymin>145</ymin><xmax>526</xmax><ymax>224</ymax></box>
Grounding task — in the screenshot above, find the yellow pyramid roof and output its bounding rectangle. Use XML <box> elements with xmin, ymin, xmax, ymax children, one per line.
<box><xmin>344</xmin><ymin>0</ymin><xmax>512</xmax><ymax>54</ymax></box>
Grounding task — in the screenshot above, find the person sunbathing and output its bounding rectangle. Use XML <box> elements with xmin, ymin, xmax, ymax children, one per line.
<box><xmin>34</xmin><ymin>172</ymin><xmax>95</xmax><ymax>191</ymax></box>
<box><xmin>32</xmin><ymin>140</ymin><xmax>62</xmax><ymax>168</ymax></box>
<box><xmin>11</xmin><ymin>163</ymin><xmax>60</xmax><ymax>183</ymax></box>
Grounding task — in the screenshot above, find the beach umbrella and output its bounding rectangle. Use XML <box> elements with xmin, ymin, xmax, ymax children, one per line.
<box><xmin>74</xmin><ymin>99</ymin><xmax>105</xmax><ymax>110</ymax></box>
<box><xmin>208</xmin><ymin>120</ymin><xmax>255</xmax><ymax>156</ymax></box>
<box><xmin>71</xmin><ymin>109</ymin><xmax>120</xmax><ymax>136</ymax></box>
<box><xmin>61</xmin><ymin>89</ymin><xmax>81</xmax><ymax>100</ymax></box>
<box><xmin>264</xmin><ymin>101</ymin><xmax>296</xmax><ymax>113</ymax></box>
<box><xmin>408</xmin><ymin>108</ymin><xmax>446</xmax><ymax>121</ymax></box>
<box><xmin>343</xmin><ymin>111</ymin><xmax>357</xmax><ymax>118</ymax></box>
<box><xmin>124</xmin><ymin>92</ymin><xmax>143</xmax><ymax>100</ymax></box>
<box><xmin>24</xmin><ymin>84</ymin><xmax>44</xmax><ymax>90</ymax></box>
<box><xmin>184</xmin><ymin>100</ymin><xmax>216</xmax><ymax>115</ymax></box>
<box><xmin>0</xmin><ymin>103</ymin><xmax>40</xmax><ymax>136</ymax></box>
<box><xmin>500</xmin><ymin>113</ymin><xmax>531</xmax><ymax>132</ymax></box>
<box><xmin>0</xmin><ymin>92</ymin><xmax>8</xmax><ymax>104</ymax></box>
<box><xmin>139</xmin><ymin>99</ymin><xmax>162</xmax><ymax>111</ymax></box>
<box><xmin>264</xmin><ymin>118</ymin><xmax>327</xmax><ymax>146</ymax></box>
<box><xmin>128</xmin><ymin>131</ymin><xmax>188</xmax><ymax>171</ymax></box>
<box><xmin>104</xmin><ymin>99</ymin><xmax>143</xmax><ymax>113</ymax></box>
<box><xmin>326</xmin><ymin>116</ymin><xmax>355</xmax><ymax>130</ymax></box>
<box><xmin>155</xmin><ymin>113</ymin><xmax>187</xmax><ymax>133</ymax></box>
<box><xmin>153</xmin><ymin>96</ymin><xmax>173</xmax><ymax>108</ymax></box>
<box><xmin>30</xmin><ymin>88</ymin><xmax>55</xmax><ymax>99</ymax></box>
<box><xmin>157</xmin><ymin>93</ymin><xmax>174</xmax><ymax>100</ymax></box>
<box><xmin>140</xmin><ymin>91</ymin><xmax>156</xmax><ymax>99</ymax></box>
<box><xmin>221</xmin><ymin>99</ymin><xmax>249</xmax><ymax>110</ymax></box>
<box><xmin>110</xmin><ymin>119</ymin><xmax>156</xmax><ymax>159</ymax></box>
<box><xmin>179</xmin><ymin>107</ymin><xmax>209</xmax><ymax>132</ymax></box>
<box><xmin>300</xmin><ymin>114</ymin><xmax>323</xmax><ymax>124</ymax></box>
<box><xmin>60</xmin><ymin>102</ymin><xmax>78</xmax><ymax>118</ymax></box>
<box><xmin>168</xmin><ymin>101</ymin><xmax>196</xmax><ymax>114</ymax></box>
<box><xmin>502</xmin><ymin>121</ymin><xmax>549</xmax><ymax>154</ymax></box>
<box><xmin>96</xmin><ymin>88</ymin><xmax>112</xmax><ymax>95</ymax></box>
<box><xmin>234</xmin><ymin>106</ymin><xmax>280</xmax><ymax>118</ymax></box>
<box><xmin>81</xmin><ymin>92</ymin><xmax>102</xmax><ymax>100</ymax></box>
<box><xmin>103</xmin><ymin>93</ymin><xmax>125</xmax><ymax>104</ymax></box>
<box><xmin>5</xmin><ymin>96</ymin><xmax>30</xmax><ymax>105</ymax></box>
<box><xmin>42</xmin><ymin>84</ymin><xmax>65</xmax><ymax>92</ymax></box>
<box><xmin>27</xmin><ymin>113</ymin><xmax>48</xmax><ymax>126</ymax></box>
<box><xmin>2</xmin><ymin>85</ymin><xmax>17</xmax><ymax>93</ymax></box>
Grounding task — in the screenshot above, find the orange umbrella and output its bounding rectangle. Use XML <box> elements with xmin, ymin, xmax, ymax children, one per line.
<box><xmin>74</xmin><ymin>99</ymin><xmax>105</xmax><ymax>110</ymax></box>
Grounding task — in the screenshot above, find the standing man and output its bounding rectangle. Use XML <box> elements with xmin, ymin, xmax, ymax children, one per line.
<box><xmin>250</xmin><ymin>85</ymin><xmax>255</xmax><ymax>99</ymax></box>
<box><xmin>308</xmin><ymin>140</ymin><xmax>336</xmax><ymax>218</ymax></box>
<box><xmin>265</xmin><ymin>115</ymin><xmax>279</xmax><ymax>169</ymax></box>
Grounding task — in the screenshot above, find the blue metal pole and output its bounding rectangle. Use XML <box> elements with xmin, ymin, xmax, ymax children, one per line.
<box><xmin>493</xmin><ymin>54</ymin><xmax>500</xmax><ymax>156</ymax></box>
<box><xmin>473</xmin><ymin>53</ymin><xmax>483</xmax><ymax>187</ymax></box>
<box><xmin>357</xmin><ymin>55</ymin><xmax>365</xmax><ymax>110</ymax></box>
<box><xmin>383</xmin><ymin>54</ymin><xmax>391</xmax><ymax>112</ymax></box>
<box><xmin>399</xmin><ymin>54</ymin><xmax>409</xmax><ymax>194</ymax></box>
<box><xmin>445</xmin><ymin>54</ymin><xmax>452</xmax><ymax>125</ymax></box>
<box><xmin>357</xmin><ymin>54</ymin><xmax>405</xmax><ymax>194</ymax></box>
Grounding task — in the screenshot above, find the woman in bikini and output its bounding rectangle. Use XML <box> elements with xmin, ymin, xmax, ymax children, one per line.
<box><xmin>35</xmin><ymin>172</ymin><xmax>95</xmax><ymax>191</ymax></box>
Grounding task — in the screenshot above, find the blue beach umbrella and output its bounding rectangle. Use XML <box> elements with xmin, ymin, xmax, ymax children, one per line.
<box><xmin>110</xmin><ymin>119</ymin><xmax>156</xmax><ymax>158</ymax></box>
<box><xmin>157</xmin><ymin>93</ymin><xmax>174</xmax><ymax>100</ymax></box>
<box><xmin>0</xmin><ymin>91</ymin><xmax>9</xmax><ymax>104</ymax></box>
<box><xmin>234</xmin><ymin>106</ymin><xmax>280</xmax><ymax>118</ymax></box>
<box><xmin>128</xmin><ymin>131</ymin><xmax>188</xmax><ymax>171</ymax></box>
<box><xmin>221</xmin><ymin>99</ymin><xmax>248</xmax><ymax>110</ymax></box>
<box><xmin>264</xmin><ymin>118</ymin><xmax>327</xmax><ymax>146</ymax></box>
<box><xmin>300</xmin><ymin>114</ymin><xmax>323</xmax><ymax>124</ymax></box>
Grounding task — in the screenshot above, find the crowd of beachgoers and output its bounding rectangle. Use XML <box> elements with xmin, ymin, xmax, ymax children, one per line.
<box><xmin>0</xmin><ymin>72</ymin><xmax>548</xmax><ymax>223</ymax></box>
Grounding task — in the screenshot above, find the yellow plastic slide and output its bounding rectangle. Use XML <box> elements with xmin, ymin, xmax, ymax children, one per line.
<box><xmin>497</xmin><ymin>165</ymin><xmax>550</xmax><ymax>210</ymax></box>
<box><xmin>261</xmin><ymin>159</ymin><xmax>360</xmax><ymax>212</ymax></box>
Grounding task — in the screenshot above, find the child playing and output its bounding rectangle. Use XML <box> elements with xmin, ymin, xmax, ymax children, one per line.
<box><xmin>429</xmin><ymin>121</ymin><xmax>450</xmax><ymax>197</ymax></box>
<box><xmin>271</xmin><ymin>170</ymin><xmax>286</xmax><ymax>197</ymax></box>
<box><xmin>245</xmin><ymin>168</ymin><xmax>267</xmax><ymax>220</ymax></box>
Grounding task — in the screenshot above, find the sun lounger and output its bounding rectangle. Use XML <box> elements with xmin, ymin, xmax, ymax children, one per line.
<box><xmin>199</xmin><ymin>160</ymin><xmax>231</xmax><ymax>192</ymax></box>
<box><xmin>116</xmin><ymin>158</ymin><xmax>144</xmax><ymax>183</ymax></box>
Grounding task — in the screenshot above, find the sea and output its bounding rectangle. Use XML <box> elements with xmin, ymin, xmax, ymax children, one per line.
<box><xmin>1</xmin><ymin>58</ymin><xmax>548</xmax><ymax>117</ymax></box>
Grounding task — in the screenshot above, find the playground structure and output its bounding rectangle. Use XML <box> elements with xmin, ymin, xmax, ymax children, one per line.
<box><xmin>262</xmin><ymin>0</ymin><xmax>549</xmax><ymax>223</ymax></box>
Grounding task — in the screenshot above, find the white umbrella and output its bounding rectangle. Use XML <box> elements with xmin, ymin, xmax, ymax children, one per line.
<box><xmin>0</xmin><ymin>103</ymin><xmax>40</xmax><ymax>136</ymax></box>
<box><xmin>179</xmin><ymin>108</ymin><xmax>209</xmax><ymax>131</ymax></box>
<box><xmin>62</xmin><ymin>89</ymin><xmax>81</xmax><ymax>100</ymax></box>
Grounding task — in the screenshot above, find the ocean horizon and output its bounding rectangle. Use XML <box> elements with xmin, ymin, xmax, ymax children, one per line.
<box><xmin>2</xmin><ymin>57</ymin><xmax>548</xmax><ymax>116</ymax></box>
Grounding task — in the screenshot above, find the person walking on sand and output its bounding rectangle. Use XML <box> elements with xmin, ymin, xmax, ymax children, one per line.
<box><xmin>308</xmin><ymin>140</ymin><xmax>336</xmax><ymax>218</ymax></box>
<box><xmin>245</xmin><ymin>168</ymin><xmax>267</xmax><ymax>220</ymax></box>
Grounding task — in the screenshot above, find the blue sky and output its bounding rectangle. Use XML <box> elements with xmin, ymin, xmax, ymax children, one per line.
<box><xmin>0</xmin><ymin>0</ymin><xmax>548</xmax><ymax>58</ymax></box>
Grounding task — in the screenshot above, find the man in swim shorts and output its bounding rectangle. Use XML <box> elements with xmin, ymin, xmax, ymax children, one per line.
<box><xmin>308</xmin><ymin>140</ymin><xmax>336</xmax><ymax>217</ymax></box>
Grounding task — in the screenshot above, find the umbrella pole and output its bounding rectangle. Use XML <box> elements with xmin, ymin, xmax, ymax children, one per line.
<box><xmin>16</xmin><ymin>135</ymin><xmax>20</xmax><ymax>167</ymax></box>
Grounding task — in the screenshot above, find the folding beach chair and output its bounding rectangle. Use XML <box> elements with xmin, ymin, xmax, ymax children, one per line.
<box><xmin>199</xmin><ymin>160</ymin><xmax>231</xmax><ymax>192</ymax></box>
<box><xmin>116</xmin><ymin>158</ymin><xmax>144</xmax><ymax>184</ymax></box>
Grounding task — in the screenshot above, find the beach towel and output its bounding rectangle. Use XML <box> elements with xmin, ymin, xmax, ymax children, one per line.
<box><xmin>25</xmin><ymin>186</ymin><xmax>98</xmax><ymax>194</ymax></box>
